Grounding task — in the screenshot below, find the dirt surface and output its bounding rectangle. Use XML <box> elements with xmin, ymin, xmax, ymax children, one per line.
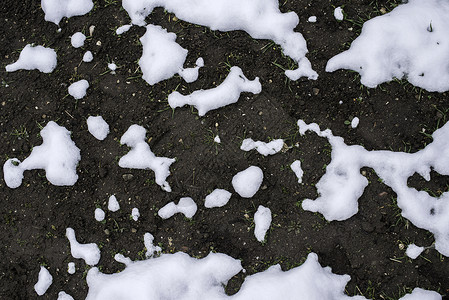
<box><xmin>1</xmin><ymin>0</ymin><xmax>449</xmax><ymax>299</ymax></box>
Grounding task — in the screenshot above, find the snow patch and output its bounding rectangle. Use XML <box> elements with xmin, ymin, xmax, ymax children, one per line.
<box><xmin>139</xmin><ymin>25</ymin><xmax>203</xmax><ymax>85</ymax></box>
<box><xmin>132</xmin><ymin>208</ymin><xmax>140</xmax><ymax>221</ymax></box>
<box><xmin>240</xmin><ymin>138</ymin><xmax>284</xmax><ymax>156</ymax></box>
<box><xmin>68</xmin><ymin>79</ymin><xmax>89</xmax><ymax>99</ymax></box>
<box><xmin>119</xmin><ymin>124</ymin><xmax>175</xmax><ymax>192</ymax></box>
<box><xmin>308</xmin><ymin>16</ymin><xmax>317</xmax><ymax>23</ymax></box>
<box><xmin>34</xmin><ymin>266</ymin><xmax>52</xmax><ymax>296</ymax></box>
<box><xmin>144</xmin><ymin>233</ymin><xmax>162</xmax><ymax>257</ymax></box>
<box><xmin>232</xmin><ymin>166</ymin><xmax>263</xmax><ymax>198</ymax></box>
<box><xmin>406</xmin><ymin>244</ymin><xmax>425</xmax><ymax>259</ymax></box>
<box><xmin>214</xmin><ymin>135</ymin><xmax>221</xmax><ymax>143</ymax></box>
<box><xmin>3</xmin><ymin>121</ymin><xmax>80</xmax><ymax>188</ymax></box>
<box><xmin>399</xmin><ymin>288</ymin><xmax>441</xmax><ymax>300</ymax></box>
<box><xmin>334</xmin><ymin>7</ymin><xmax>344</xmax><ymax>21</ymax></box>
<box><xmin>57</xmin><ymin>291</ymin><xmax>74</xmax><ymax>300</ymax></box>
<box><xmin>95</xmin><ymin>208</ymin><xmax>105</xmax><ymax>222</ymax></box>
<box><xmin>108</xmin><ymin>195</ymin><xmax>120</xmax><ymax>212</ymax></box>
<box><xmin>41</xmin><ymin>0</ymin><xmax>94</xmax><ymax>25</ymax></box>
<box><xmin>67</xmin><ymin>262</ymin><xmax>75</xmax><ymax>274</ymax></box>
<box><xmin>6</xmin><ymin>44</ymin><xmax>57</xmax><ymax>73</ymax></box>
<box><xmin>87</xmin><ymin>116</ymin><xmax>109</xmax><ymax>140</ymax></box>
<box><xmin>83</xmin><ymin>51</ymin><xmax>93</xmax><ymax>62</ymax></box>
<box><xmin>168</xmin><ymin>66</ymin><xmax>261</xmax><ymax>116</ymax></box>
<box><xmin>71</xmin><ymin>32</ymin><xmax>86</xmax><ymax>48</ymax></box>
<box><xmin>254</xmin><ymin>205</ymin><xmax>272</xmax><ymax>242</ymax></box>
<box><xmin>116</xmin><ymin>24</ymin><xmax>132</xmax><ymax>35</ymax></box>
<box><xmin>122</xmin><ymin>0</ymin><xmax>317</xmax><ymax>81</ymax></box>
<box><xmin>205</xmin><ymin>189</ymin><xmax>232</xmax><ymax>208</ymax></box>
<box><xmin>298</xmin><ymin>119</ymin><xmax>449</xmax><ymax>256</ymax></box>
<box><xmin>85</xmin><ymin>251</ymin><xmax>366</xmax><ymax>300</ymax></box>
<box><xmin>351</xmin><ymin>117</ymin><xmax>359</xmax><ymax>128</ymax></box>
<box><xmin>291</xmin><ymin>160</ymin><xmax>304</xmax><ymax>183</ymax></box>
<box><xmin>326</xmin><ymin>0</ymin><xmax>449</xmax><ymax>92</ymax></box>
<box><xmin>66</xmin><ymin>228</ymin><xmax>101</xmax><ymax>266</ymax></box>
<box><xmin>158</xmin><ymin>197</ymin><xmax>197</xmax><ymax>219</ymax></box>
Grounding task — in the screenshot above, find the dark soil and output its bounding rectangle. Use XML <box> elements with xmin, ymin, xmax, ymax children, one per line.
<box><xmin>1</xmin><ymin>0</ymin><xmax>448</xmax><ymax>299</ymax></box>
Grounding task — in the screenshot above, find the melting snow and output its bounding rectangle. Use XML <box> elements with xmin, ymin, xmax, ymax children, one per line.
<box><xmin>308</xmin><ymin>16</ymin><xmax>317</xmax><ymax>23</ymax></box>
<box><xmin>240</xmin><ymin>138</ymin><xmax>284</xmax><ymax>156</ymax></box>
<box><xmin>95</xmin><ymin>208</ymin><xmax>105</xmax><ymax>222</ymax></box>
<box><xmin>406</xmin><ymin>244</ymin><xmax>425</xmax><ymax>259</ymax></box>
<box><xmin>116</xmin><ymin>24</ymin><xmax>132</xmax><ymax>35</ymax></box>
<box><xmin>327</xmin><ymin>0</ymin><xmax>449</xmax><ymax>92</ymax></box>
<box><xmin>67</xmin><ymin>262</ymin><xmax>75</xmax><ymax>274</ymax></box>
<box><xmin>83</xmin><ymin>51</ymin><xmax>94</xmax><ymax>62</ymax></box>
<box><xmin>139</xmin><ymin>24</ymin><xmax>203</xmax><ymax>85</ymax></box>
<box><xmin>132</xmin><ymin>208</ymin><xmax>140</xmax><ymax>221</ymax></box>
<box><xmin>6</xmin><ymin>44</ymin><xmax>57</xmax><ymax>73</ymax></box>
<box><xmin>334</xmin><ymin>7</ymin><xmax>344</xmax><ymax>21</ymax></box>
<box><xmin>232</xmin><ymin>166</ymin><xmax>264</xmax><ymax>198</ymax></box>
<box><xmin>66</xmin><ymin>228</ymin><xmax>101</xmax><ymax>266</ymax></box>
<box><xmin>41</xmin><ymin>0</ymin><xmax>93</xmax><ymax>25</ymax></box>
<box><xmin>168</xmin><ymin>66</ymin><xmax>261</xmax><ymax>116</ymax></box>
<box><xmin>298</xmin><ymin>119</ymin><xmax>449</xmax><ymax>256</ymax></box>
<box><xmin>85</xmin><ymin>252</ymin><xmax>367</xmax><ymax>300</ymax></box>
<box><xmin>119</xmin><ymin>124</ymin><xmax>175</xmax><ymax>192</ymax></box>
<box><xmin>204</xmin><ymin>189</ymin><xmax>232</xmax><ymax>208</ymax></box>
<box><xmin>399</xmin><ymin>288</ymin><xmax>441</xmax><ymax>300</ymax></box>
<box><xmin>158</xmin><ymin>197</ymin><xmax>197</xmax><ymax>219</ymax></box>
<box><xmin>34</xmin><ymin>266</ymin><xmax>53</xmax><ymax>296</ymax></box>
<box><xmin>290</xmin><ymin>160</ymin><xmax>304</xmax><ymax>183</ymax></box>
<box><xmin>254</xmin><ymin>205</ymin><xmax>272</xmax><ymax>242</ymax></box>
<box><xmin>108</xmin><ymin>195</ymin><xmax>120</xmax><ymax>212</ymax></box>
<box><xmin>122</xmin><ymin>0</ymin><xmax>317</xmax><ymax>81</ymax></box>
<box><xmin>71</xmin><ymin>32</ymin><xmax>86</xmax><ymax>48</ymax></box>
<box><xmin>144</xmin><ymin>233</ymin><xmax>162</xmax><ymax>257</ymax></box>
<box><xmin>3</xmin><ymin>121</ymin><xmax>80</xmax><ymax>188</ymax></box>
<box><xmin>57</xmin><ymin>291</ymin><xmax>75</xmax><ymax>300</ymax></box>
<box><xmin>351</xmin><ymin>117</ymin><xmax>359</xmax><ymax>129</ymax></box>
<box><xmin>68</xmin><ymin>79</ymin><xmax>89</xmax><ymax>99</ymax></box>
<box><xmin>87</xmin><ymin>116</ymin><xmax>110</xmax><ymax>140</ymax></box>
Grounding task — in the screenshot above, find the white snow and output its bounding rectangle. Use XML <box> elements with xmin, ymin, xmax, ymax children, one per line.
<box><xmin>58</xmin><ymin>291</ymin><xmax>75</xmax><ymax>300</ymax></box>
<box><xmin>66</xmin><ymin>227</ymin><xmax>101</xmax><ymax>266</ymax></box>
<box><xmin>5</xmin><ymin>44</ymin><xmax>57</xmax><ymax>73</ymax></box>
<box><xmin>108</xmin><ymin>195</ymin><xmax>120</xmax><ymax>212</ymax></box>
<box><xmin>95</xmin><ymin>208</ymin><xmax>105</xmax><ymax>222</ymax></box>
<box><xmin>67</xmin><ymin>262</ymin><xmax>75</xmax><ymax>274</ymax></box>
<box><xmin>326</xmin><ymin>0</ymin><xmax>449</xmax><ymax>92</ymax></box>
<box><xmin>132</xmin><ymin>208</ymin><xmax>140</xmax><ymax>221</ymax></box>
<box><xmin>41</xmin><ymin>0</ymin><xmax>93</xmax><ymax>25</ymax></box>
<box><xmin>254</xmin><ymin>205</ymin><xmax>272</xmax><ymax>242</ymax></box>
<box><xmin>232</xmin><ymin>166</ymin><xmax>263</xmax><ymax>198</ymax></box>
<box><xmin>334</xmin><ymin>7</ymin><xmax>344</xmax><ymax>21</ymax></box>
<box><xmin>158</xmin><ymin>197</ymin><xmax>197</xmax><ymax>219</ymax></box>
<box><xmin>144</xmin><ymin>233</ymin><xmax>162</xmax><ymax>257</ymax></box>
<box><xmin>399</xmin><ymin>288</ymin><xmax>441</xmax><ymax>300</ymax></box>
<box><xmin>214</xmin><ymin>135</ymin><xmax>221</xmax><ymax>143</ymax></box>
<box><xmin>240</xmin><ymin>138</ymin><xmax>284</xmax><ymax>156</ymax></box>
<box><xmin>122</xmin><ymin>0</ymin><xmax>317</xmax><ymax>81</ymax></box>
<box><xmin>87</xmin><ymin>116</ymin><xmax>109</xmax><ymax>140</ymax></box>
<box><xmin>139</xmin><ymin>24</ymin><xmax>203</xmax><ymax>85</ymax></box>
<box><xmin>108</xmin><ymin>63</ymin><xmax>116</xmax><ymax>70</ymax></box>
<box><xmin>83</xmin><ymin>51</ymin><xmax>93</xmax><ymax>62</ymax></box>
<box><xmin>204</xmin><ymin>189</ymin><xmax>232</xmax><ymax>208</ymax></box>
<box><xmin>68</xmin><ymin>79</ymin><xmax>89</xmax><ymax>99</ymax></box>
<box><xmin>116</xmin><ymin>24</ymin><xmax>132</xmax><ymax>35</ymax></box>
<box><xmin>3</xmin><ymin>121</ymin><xmax>80</xmax><ymax>188</ymax></box>
<box><xmin>351</xmin><ymin>117</ymin><xmax>359</xmax><ymax>128</ymax></box>
<box><xmin>297</xmin><ymin>119</ymin><xmax>449</xmax><ymax>256</ymax></box>
<box><xmin>85</xmin><ymin>251</ymin><xmax>366</xmax><ymax>300</ymax></box>
<box><xmin>71</xmin><ymin>32</ymin><xmax>86</xmax><ymax>48</ymax></box>
<box><xmin>308</xmin><ymin>16</ymin><xmax>317</xmax><ymax>23</ymax></box>
<box><xmin>34</xmin><ymin>266</ymin><xmax>53</xmax><ymax>296</ymax></box>
<box><xmin>119</xmin><ymin>124</ymin><xmax>176</xmax><ymax>192</ymax></box>
<box><xmin>406</xmin><ymin>244</ymin><xmax>425</xmax><ymax>259</ymax></box>
<box><xmin>168</xmin><ymin>66</ymin><xmax>262</xmax><ymax>116</ymax></box>
<box><xmin>291</xmin><ymin>160</ymin><xmax>304</xmax><ymax>183</ymax></box>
